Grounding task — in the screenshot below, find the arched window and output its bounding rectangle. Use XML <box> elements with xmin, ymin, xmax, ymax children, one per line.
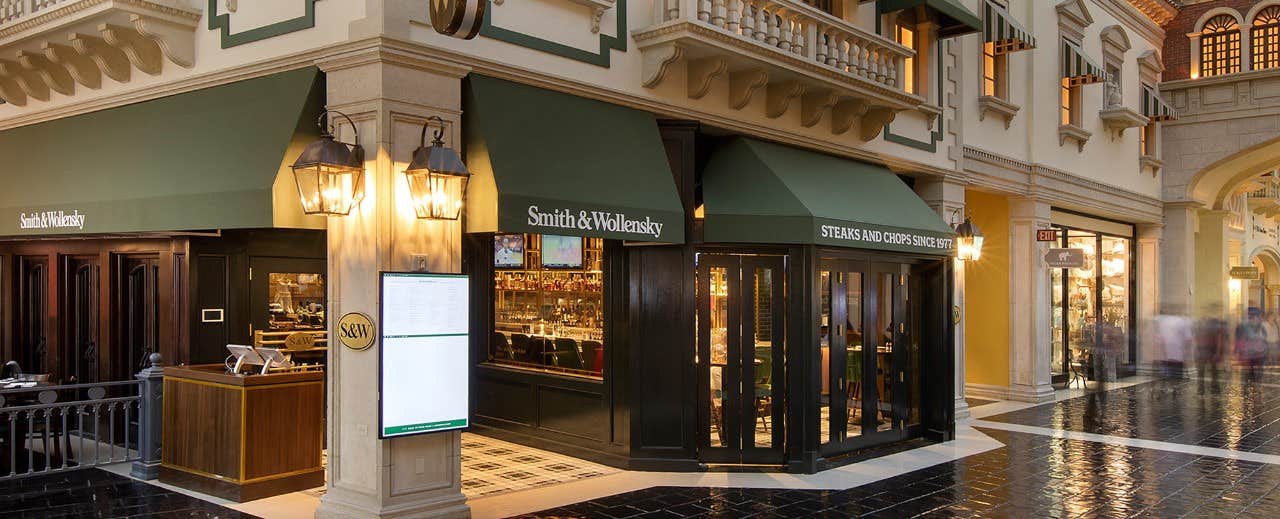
<box><xmin>1201</xmin><ymin>14</ymin><xmax>1241</xmax><ymax>77</ymax></box>
<box><xmin>1253</xmin><ymin>6</ymin><xmax>1280</xmax><ymax>70</ymax></box>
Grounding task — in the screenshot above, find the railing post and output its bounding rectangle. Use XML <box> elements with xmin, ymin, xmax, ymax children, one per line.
<box><xmin>130</xmin><ymin>353</ymin><xmax>163</xmax><ymax>480</ymax></box>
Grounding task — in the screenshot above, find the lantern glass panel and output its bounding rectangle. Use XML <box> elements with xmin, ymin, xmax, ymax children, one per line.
<box><xmin>408</xmin><ymin>170</ymin><xmax>468</xmax><ymax>220</ymax></box>
<box><xmin>295</xmin><ymin>165</ymin><xmax>364</xmax><ymax>216</ymax></box>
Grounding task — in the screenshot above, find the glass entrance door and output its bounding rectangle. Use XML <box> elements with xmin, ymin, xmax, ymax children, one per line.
<box><xmin>696</xmin><ymin>254</ymin><xmax>786</xmax><ymax>465</ymax></box>
<box><xmin>820</xmin><ymin>260</ymin><xmax>918</xmax><ymax>454</ymax></box>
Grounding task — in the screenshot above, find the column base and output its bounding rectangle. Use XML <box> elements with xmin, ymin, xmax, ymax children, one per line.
<box><xmin>317</xmin><ymin>487</ymin><xmax>469</xmax><ymax>519</ymax></box>
<box><xmin>954</xmin><ymin>396</ymin><xmax>971</xmax><ymax>420</ymax></box>
<box><xmin>1007</xmin><ymin>382</ymin><xmax>1055</xmax><ymax>403</ymax></box>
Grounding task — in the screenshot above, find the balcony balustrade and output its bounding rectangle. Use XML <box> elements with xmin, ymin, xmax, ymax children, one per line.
<box><xmin>0</xmin><ymin>0</ymin><xmax>200</xmax><ymax>107</ymax></box>
<box><xmin>634</xmin><ymin>0</ymin><xmax>923</xmax><ymax>140</ymax></box>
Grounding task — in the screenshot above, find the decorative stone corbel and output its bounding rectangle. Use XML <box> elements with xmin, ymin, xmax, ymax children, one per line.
<box><xmin>71</xmin><ymin>33</ymin><xmax>132</xmax><ymax>83</ymax></box>
<box><xmin>831</xmin><ymin>99</ymin><xmax>868</xmax><ymax>135</ymax></box>
<box><xmin>766</xmin><ymin>80</ymin><xmax>805</xmax><ymax>119</ymax></box>
<box><xmin>43</xmin><ymin>42</ymin><xmax>101</xmax><ymax>90</ymax></box>
<box><xmin>0</xmin><ymin>59</ymin><xmax>50</xmax><ymax>102</ymax></box>
<box><xmin>101</xmin><ymin>23</ymin><xmax>163</xmax><ymax>76</ymax></box>
<box><xmin>918</xmin><ymin>104</ymin><xmax>942</xmax><ymax>131</ymax></box>
<box><xmin>687</xmin><ymin>57</ymin><xmax>726</xmax><ymax>100</ymax></box>
<box><xmin>641</xmin><ymin>42</ymin><xmax>683</xmax><ymax>88</ymax></box>
<box><xmin>1058</xmin><ymin>123</ymin><xmax>1091</xmax><ymax>151</ymax></box>
<box><xmin>977</xmin><ymin>95</ymin><xmax>1019</xmax><ymax>129</ymax></box>
<box><xmin>728</xmin><ymin>69</ymin><xmax>767</xmax><ymax>109</ymax></box>
<box><xmin>0</xmin><ymin>75</ymin><xmax>27</xmax><ymax>106</ymax></box>
<box><xmin>1098</xmin><ymin>107</ymin><xmax>1147</xmax><ymax>138</ymax></box>
<box><xmin>17</xmin><ymin>50</ymin><xmax>75</xmax><ymax>96</ymax></box>
<box><xmin>859</xmin><ymin>106</ymin><xmax>897</xmax><ymax>141</ymax></box>
<box><xmin>564</xmin><ymin>0</ymin><xmax>616</xmax><ymax>34</ymax></box>
<box><xmin>800</xmin><ymin>89</ymin><xmax>838</xmax><ymax>128</ymax></box>
<box><xmin>131</xmin><ymin>14</ymin><xmax>196</xmax><ymax>69</ymax></box>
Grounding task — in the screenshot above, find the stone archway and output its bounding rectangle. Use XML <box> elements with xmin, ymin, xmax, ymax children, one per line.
<box><xmin>1248</xmin><ymin>245</ymin><xmax>1280</xmax><ymax>311</ymax></box>
<box><xmin>1184</xmin><ymin>134</ymin><xmax>1280</xmax><ymax>209</ymax></box>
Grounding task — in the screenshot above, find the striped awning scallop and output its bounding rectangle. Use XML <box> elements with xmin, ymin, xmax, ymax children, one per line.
<box><xmin>1141</xmin><ymin>84</ymin><xmax>1177</xmax><ymax>121</ymax></box>
<box><xmin>1061</xmin><ymin>39</ymin><xmax>1106</xmax><ymax>86</ymax></box>
<box><xmin>984</xmin><ymin>0</ymin><xmax>1035</xmax><ymax>53</ymax></box>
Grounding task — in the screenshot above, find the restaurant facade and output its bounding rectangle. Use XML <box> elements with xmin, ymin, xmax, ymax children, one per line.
<box><xmin>0</xmin><ymin>0</ymin><xmax>1184</xmax><ymax>516</ymax></box>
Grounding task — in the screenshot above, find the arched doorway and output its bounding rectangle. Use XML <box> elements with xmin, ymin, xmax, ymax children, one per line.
<box><xmin>1247</xmin><ymin>246</ymin><xmax>1280</xmax><ymax>312</ymax></box>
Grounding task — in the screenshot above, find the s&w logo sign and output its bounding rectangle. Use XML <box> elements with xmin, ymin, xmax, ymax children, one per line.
<box><xmin>430</xmin><ymin>0</ymin><xmax>487</xmax><ymax>39</ymax></box>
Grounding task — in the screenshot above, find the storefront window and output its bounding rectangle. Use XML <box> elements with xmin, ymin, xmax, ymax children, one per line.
<box><xmin>266</xmin><ymin>273</ymin><xmax>326</xmax><ymax>331</ymax></box>
<box><xmin>1049</xmin><ymin>225</ymin><xmax>1134</xmax><ymax>382</ymax></box>
<box><xmin>490</xmin><ymin>234</ymin><xmax>605</xmax><ymax>378</ymax></box>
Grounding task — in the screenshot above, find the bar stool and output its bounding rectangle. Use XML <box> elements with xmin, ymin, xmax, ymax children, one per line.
<box><xmin>552</xmin><ymin>338</ymin><xmax>584</xmax><ymax>370</ymax></box>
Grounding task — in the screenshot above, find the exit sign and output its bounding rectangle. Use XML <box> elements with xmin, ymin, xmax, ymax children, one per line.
<box><xmin>1036</xmin><ymin>229</ymin><xmax>1058</xmax><ymax>242</ymax></box>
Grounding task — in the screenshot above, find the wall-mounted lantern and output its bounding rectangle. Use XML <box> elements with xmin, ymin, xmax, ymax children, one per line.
<box><xmin>404</xmin><ymin>116</ymin><xmax>470</xmax><ymax>220</ymax></box>
<box><xmin>291</xmin><ymin>110</ymin><xmax>365</xmax><ymax>216</ymax></box>
<box><xmin>954</xmin><ymin>213</ymin><xmax>984</xmax><ymax>262</ymax></box>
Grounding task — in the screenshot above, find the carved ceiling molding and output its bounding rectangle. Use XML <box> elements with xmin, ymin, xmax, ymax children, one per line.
<box><xmin>0</xmin><ymin>0</ymin><xmax>200</xmax><ymax>107</ymax></box>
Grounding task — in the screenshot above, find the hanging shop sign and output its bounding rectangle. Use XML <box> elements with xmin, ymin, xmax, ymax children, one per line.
<box><xmin>1044</xmin><ymin>248</ymin><xmax>1086</xmax><ymax>269</ymax></box>
<box><xmin>337</xmin><ymin>312</ymin><xmax>376</xmax><ymax>351</ymax></box>
<box><xmin>18</xmin><ymin>209</ymin><xmax>86</xmax><ymax>231</ymax></box>
<box><xmin>1230</xmin><ymin>266</ymin><xmax>1261</xmax><ymax>280</ymax></box>
<box><xmin>429</xmin><ymin>0</ymin><xmax>486</xmax><ymax>40</ymax></box>
<box><xmin>1036</xmin><ymin>229</ymin><xmax>1058</xmax><ymax>242</ymax></box>
<box><xmin>379</xmin><ymin>272</ymin><xmax>470</xmax><ymax>438</ymax></box>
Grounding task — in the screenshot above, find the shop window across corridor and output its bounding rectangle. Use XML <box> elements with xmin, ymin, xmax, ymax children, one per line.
<box><xmin>1049</xmin><ymin>223</ymin><xmax>1135</xmax><ymax>383</ymax></box>
<box><xmin>489</xmin><ymin>233</ymin><xmax>606</xmax><ymax>379</ymax></box>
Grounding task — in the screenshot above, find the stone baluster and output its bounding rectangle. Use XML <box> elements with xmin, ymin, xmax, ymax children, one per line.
<box><xmin>698</xmin><ymin>0</ymin><xmax>711</xmax><ymax>22</ymax></box>
<box><xmin>664</xmin><ymin>0</ymin><xmax>680</xmax><ymax>22</ymax></box>
<box><xmin>740</xmin><ymin>0</ymin><xmax>757</xmax><ymax>39</ymax></box>
<box><xmin>778</xmin><ymin>14</ymin><xmax>793</xmax><ymax>51</ymax></box>
<box><xmin>726</xmin><ymin>0</ymin><xmax>740</xmax><ymax>32</ymax></box>
<box><xmin>849</xmin><ymin>40</ymin><xmax>864</xmax><ymax>75</ymax></box>
<box><xmin>790</xmin><ymin>16</ymin><xmax>805</xmax><ymax>55</ymax></box>
<box><xmin>710</xmin><ymin>0</ymin><xmax>725</xmax><ymax>27</ymax></box>
<box><xmin>835</xmin><ymin>37</ymin><xmax>850</xmax><ymax>72</ymax></box>
<box><xmin>754</xmin><ymin>3</ymin><xmax>768</xmax><ymax>42</ymax></box>
<box><xmin>764</xmin><ymin>7</ymin><xmax>779</xmax><ymax>46</ymax></box>
<box><xmin>803</xmin><ymin>21</ymin><xmax>818</xmax><ymax>61</ymax></box>
<box><xmin>873</xmin><ymin>48</ymin><xmax>887</xmax><ymax>83</ymax></box>
<box><xmin>888</xmin><ymin>55</ymin><xmax>900</xmax><ymax>87</ymax></box>
<box><xmin>814</xmin><ymin>24</ymin><xmax>828</xmax><ymax>64</ymax></box>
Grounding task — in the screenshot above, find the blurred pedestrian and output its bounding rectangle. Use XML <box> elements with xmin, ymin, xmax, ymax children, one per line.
<box><xmin>1195</xmin><ymin>305</ymin><xmax>1228</xmax><ymax>394</ymax></box>
<box><xmin>1236</xmin><ymin>307</ymin><xmax>1268</xmax><ymax>382</ymax></box>
<box><xmin>1152</xmin><ymin>305</ymin><xmax>1191</xmax><ymax>379</ymax></box>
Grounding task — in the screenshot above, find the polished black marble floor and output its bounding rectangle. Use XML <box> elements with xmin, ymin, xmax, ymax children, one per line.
<box><xmin>982</xmin><ymin>375</ymin><xmax>1280</xmax><ymax>455</ymax></box>
<box><xmin>0</xmin><ymin>469</ymin><xmax>257</xmax><ymax>518</ymax></box>
<box><xmin>514</xmin><ymin>428</ymin><xmax>1280</xmax><ymax>518</ymax></box>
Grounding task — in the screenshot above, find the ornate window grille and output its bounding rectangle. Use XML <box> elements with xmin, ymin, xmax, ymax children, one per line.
<box><xmin>1201</xmin><ymin>14</ymin><xmax>1241</xmax><ymax>77</ymax></box>
<box><xmin>1253</xmin><ymin>6</ymin><xmax>1280</xmax><ymax>71</ymax></box>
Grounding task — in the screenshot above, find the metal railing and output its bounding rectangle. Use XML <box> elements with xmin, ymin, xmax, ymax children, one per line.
<box><xmin>657</xmin><ymin>0</ymin><xmax>911</xmax><ymax>90</ymax></box>
<box><xmin>0</xmin><ymin>353</ymin><xmax>162</xmax><ymax>481</ymax></box>
<box><xmin>1248</xmin><ymin>176</ymin><xmax>1280</xmax><ymax>200</ymax></box>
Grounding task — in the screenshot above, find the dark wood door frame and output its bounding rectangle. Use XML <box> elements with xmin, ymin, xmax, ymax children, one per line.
<box><xmin>61</xmin><ymin>255</ymin><xmax>100</xmax><ymax>383</ymax></box>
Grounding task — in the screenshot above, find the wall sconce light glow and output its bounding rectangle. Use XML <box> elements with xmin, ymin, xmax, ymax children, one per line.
<box><xmin>1230</xmin><ymin>278</ymin><xmax>1243</xmax><ymax>291</ymax></box>
<box><xmin>404</xmin><ymin>116</ymin><xmax>471</xmax><ymax>220</ymax></box>
<box><xmin>954</xmin><ymin>214</ymin><xmax>984</xmax><ymax>262</ymax></box>
<box><xmin>291</xmin><ymin>110</ymin><xmax>366</xmax><ymax>216</ymax></box>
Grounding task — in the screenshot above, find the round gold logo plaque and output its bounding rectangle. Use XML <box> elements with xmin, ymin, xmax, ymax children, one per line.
<box><xmin>337</xmin><ymin>312</ymin><xmax>376</xmax><ymax>351</ymax></box>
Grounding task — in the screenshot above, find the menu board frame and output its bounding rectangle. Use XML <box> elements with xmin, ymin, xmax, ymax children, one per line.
<box><xmin>378</xmin><ymin>271</ymin><xmax>471</xmax><ymax>439</ymax></box>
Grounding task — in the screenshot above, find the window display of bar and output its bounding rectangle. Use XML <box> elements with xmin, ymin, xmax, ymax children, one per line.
<box><xmin>490</xmin><ymin>234</ymin><xmax>605</xmax><ymax>378</ymax></box>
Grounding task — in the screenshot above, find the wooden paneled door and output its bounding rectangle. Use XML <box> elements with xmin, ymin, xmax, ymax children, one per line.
<box><xmin>15</xmin><ymin>256</ymin><xmax>49</xmax><ymax>375</ymax></box>
<box><xmin>115</xmin><ymin>255</ymin><xmax>160</xmax><ymax>381</ymax></box>
<box><xmin>62</xmin><ymin>256</ymin><xmax>100</xmax><ymax>383</ymax></box>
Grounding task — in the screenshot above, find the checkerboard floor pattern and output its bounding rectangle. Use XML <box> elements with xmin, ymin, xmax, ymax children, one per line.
<box><xmin>461</xmin><ymin>433</ymin><xmax>618</xmax><ymax>498</ymax></box>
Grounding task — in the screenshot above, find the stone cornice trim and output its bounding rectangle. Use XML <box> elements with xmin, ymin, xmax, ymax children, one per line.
<box><xmin>0</xmin><ymin>35</ymin><xmax>958</xmax><ymax>178</ymax></box>
<box><xmin>1094</xmin><ymin>0</ymin><xmax>1169</xmax><ymax>45</ymax></box>
<box><xmin>0</xmin><ymin>0</ymin><xmax>202</xmax><ymax>41</ymax></box>
<box><xmin>1161</xmin><ymin>66</ymin><xmax>1280</xmax><ymax>90</ymax></box>
<box><xmin>963</xmin><ymin>145</ymin><xmax>1163</xmax><ymax>223</ymax></box>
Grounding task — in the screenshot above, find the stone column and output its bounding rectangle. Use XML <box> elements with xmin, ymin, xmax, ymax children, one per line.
<box><xmin>315</xmin><ymin>50</ymin><xmax>472</xmax><ymax>519</ymax></box>
<box><xmin>915</xmin><ymin>177</ymin><xmax>968</xmax><ymax>419</ymax></box>
<box><xmin>1135</xmin><ymin>223</ymin><xmax>1162</xmax><ymax>374</ymax></box>
<box><xmin>1196</xmin><ymin>210</ymin><xmax>1232</xmax><ymax>318</ymax></box>
<box><xmin>1161</xmin><ymin>202</ymin><xmax>1200</xmax><ymax>318</ymax></box>
<box><xmin>1007</xmin><ymin>197</ymin><xmax>1053</xmax><ymax>403</ymax></box>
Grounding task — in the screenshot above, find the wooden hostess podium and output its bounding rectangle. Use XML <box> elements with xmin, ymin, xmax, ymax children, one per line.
<box><xmin>160</xmin><ymin>365</ymin><xmax>324</xmax><ymax>502</ymax></box>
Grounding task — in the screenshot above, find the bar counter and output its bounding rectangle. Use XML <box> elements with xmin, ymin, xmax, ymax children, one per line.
<box><xmin>160</xmin><ymin>364</ymin><xmax>324</xmax><ymax>502</ymax></box>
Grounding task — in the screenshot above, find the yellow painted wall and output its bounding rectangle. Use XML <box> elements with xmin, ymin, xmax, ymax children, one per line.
<box><xmin>964</xmin><ymin>190</ymin><xmax>1010</xmax><ymax>387</ymax></box>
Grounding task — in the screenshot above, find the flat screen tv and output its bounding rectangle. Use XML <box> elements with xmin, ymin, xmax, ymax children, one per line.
<box><xmin>494</xmin><ymin>234</ymin><xmax>525</xmax><ymax>268</ymax></box>
<box><xmin>541</xmin><ymin>235</ymin><xmax>583</xmax><ymax>269</ymax></box>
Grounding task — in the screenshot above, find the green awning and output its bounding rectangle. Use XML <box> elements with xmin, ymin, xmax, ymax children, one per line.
<box><xmin>0</xmin><ymin>67</ymin><xmax>324</xmax><ymax>237</ymax></box>
<box><xmin>879</xmin><ymin>0</ymin><xmax>982</xmax><ymax>38</ymax></box>
<box><xmin>983</xmin><ymin>0</ymin><xmax>1035</xmax><ymax>53</ymax></box>
<box><xmin>464</xmin><ymin>75</ymin><xmax>684</xmax><ymax>243</ymax></box>
<box><xmin>702</xmin><ymin>138</ymin><xmax>955</xmax><ymax>256</ymax></box>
